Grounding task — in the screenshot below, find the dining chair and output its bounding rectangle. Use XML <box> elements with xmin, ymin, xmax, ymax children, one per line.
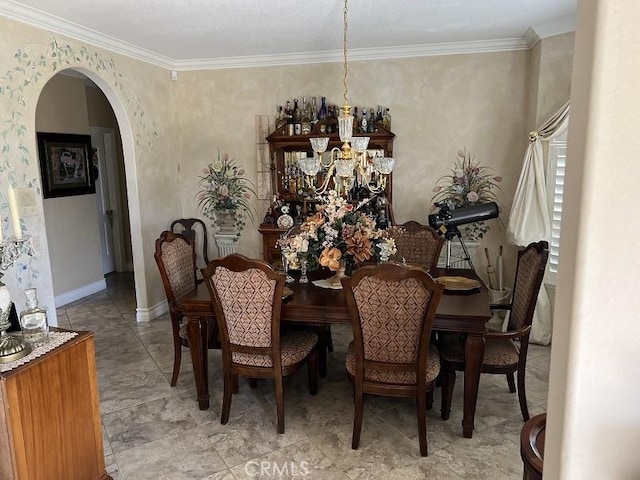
<box><xmin>389</xmin><ymin>221</ymin><xmax>445</xmax><ymax>271</ymax></box>
<box><xmin>341</xmin><ymin>263</ymin><xmax>445</xmax><ymax>456</ymax></box>
<box><xmin>202</xmin><ymin>253</ymin><xmax>319</xmax><ymax>434</ymax></box>
<box><xmin>439</xmin><ymin>241</ymin><xmax>549</xmax><ymax>422</ymax></box>
<box><xmin>171</xmin><ymin>218</ymin><xmax>209</xmax><ymax>278</ymax></box>
<box><xmin>154</xmin><ymin>231</ymin><xmax>216</xmax><ymax>386</ymax></box>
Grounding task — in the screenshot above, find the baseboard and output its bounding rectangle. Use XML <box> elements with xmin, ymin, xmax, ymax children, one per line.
<box><xmin>55</xmin><ymin>279</ymin><xmax>107</xmax><ymax>308</ymax></box>
<box><xmin>136</xmin><ymin>299</ymin><xmax>168</xmax><ymax>322</ymax></box>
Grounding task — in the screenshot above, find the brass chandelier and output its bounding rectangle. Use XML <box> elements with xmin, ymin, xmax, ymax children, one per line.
<box><xmin>298</xmin><ymin>0</ymin><xmax>395</xmax><ymax>197</ymax></box>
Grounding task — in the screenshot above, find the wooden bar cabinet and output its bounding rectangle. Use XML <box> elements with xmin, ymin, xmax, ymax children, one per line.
<box><xmin>0</xmin><ymin>330</ymin><xmax>110</xmax><ymax>480</ymax></box>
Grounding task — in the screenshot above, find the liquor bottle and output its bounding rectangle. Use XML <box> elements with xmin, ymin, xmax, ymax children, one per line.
<box><xmin>383</xmin><ymin>107</ymin><xmax>392</xmax><ymax>130</ymax></box>
<box><xmin>286</xmin><ymin>101</ymin><xmax>294</xmax><ymax>136</ymax></box>
<box><xmin>19</xmin><ymin>288</ymin><xmax>48</xmax><ymax>346</ymax></box>
<box><xmin>360</xmin><ymin>108</ymin><xmax>368</xmax><ymax>134</ymax></box>
<box><xmin>353</xmin><ymin>106</ymin><xmax>360</xmax><ymax>133</ymax></box>
<box><xmin>376</xmin><ymin>106</ymin><xmax>384</xmax><ymax>124</ymax></box>
<box><xmin>311</xmin><ymin>97</ymin><xmax>318</xmax><ymax>125</ymax></box>
<box><xmin>368</xmin><ymin>108</ymin><xmax>376</xmax><ymax>133</ymax></box>
<box><xmin>301</xmin><ymin>96</ymin><xmax>312</xmax><ymax>134</ymax></box>
<box><xmin>318</xmin><ymin>96</ymin><xmax>328</xmax><ymax>120</ymax></box>
<box><xmin>293</xmin><ymin>99</ymin><xmax>302</xmax><ymax>135</ymax></box>
<box><xmin>275</xmin><ymin>105</ymin><xmax>284</xmax><ymax>132</ymax></box>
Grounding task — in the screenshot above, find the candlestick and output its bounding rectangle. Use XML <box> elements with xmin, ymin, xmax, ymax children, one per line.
<box><xmin>0</xmin><ymin>217</ymin><xmax>3</xmax><ymax>243</ymax></box>
<box><xmin>7</xmin><ymin>187</ymin><xmax>21</xmax><ymax>239</ymax></box>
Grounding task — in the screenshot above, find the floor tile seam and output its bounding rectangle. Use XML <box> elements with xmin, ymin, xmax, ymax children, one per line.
<box><xmin>99</xmin><ymin>390</ymin><xmax>178</xmax><ymax>416</ymax></box>
<box><xmin>106</xmin><ymin>421</ymin><xmax>200</xmax><ymax>455</ymax></box>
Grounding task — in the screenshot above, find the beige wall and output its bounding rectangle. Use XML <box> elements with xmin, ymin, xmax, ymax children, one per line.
<box><xmin>545</xmin><ymin>0</ymin><xmax>640</xmax><ymax>477</ymax></box>
<box><xmin>35</xmin><ymin>74</ymin><xmax>104</xmax><ymax>297</ymax></box>
<box><xmin>175</xmin><ymin>50</ymin><xmax>532</xmax><ymax>287</ymax></box>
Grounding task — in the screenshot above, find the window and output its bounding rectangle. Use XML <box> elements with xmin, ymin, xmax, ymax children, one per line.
<box><xmin>545</xmin><ymin>129</ymin><xmax>567</xmax><ymax>283</ymax></box>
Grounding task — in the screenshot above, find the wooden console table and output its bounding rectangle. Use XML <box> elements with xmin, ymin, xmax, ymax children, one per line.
<box><xmin>0</xmin><ymin>330</ymin><xmax>110</xmax><ymax>480</ymax></box>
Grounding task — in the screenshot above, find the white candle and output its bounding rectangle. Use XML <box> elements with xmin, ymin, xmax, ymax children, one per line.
<box><xmin>8</xmin><ymin>186</ymin><xmax>21</xmax><ymax>239</ymax></box>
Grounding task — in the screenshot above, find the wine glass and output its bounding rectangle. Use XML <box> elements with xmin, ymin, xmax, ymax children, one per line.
<box><xmin>299</xmin><ymin>255</ymin><xmax>309</xmax><ymax>284</ymax></box>
<box><xmin>281</xmin><ymin>251</ymin><xmax>294</xmax><ymax>284</ymax></box>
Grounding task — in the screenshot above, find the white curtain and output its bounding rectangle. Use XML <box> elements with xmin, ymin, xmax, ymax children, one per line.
<box><xmin>507</xmin><ymin>101</ymin><xmax>570</xmax><ymax>345</ymax></box>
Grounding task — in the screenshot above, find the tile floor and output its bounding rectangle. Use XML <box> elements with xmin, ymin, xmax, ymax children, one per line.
<box><xmin>56</xmin><ymin>272</ymin><xmax>550</xmax><ymax>479</ymax></box>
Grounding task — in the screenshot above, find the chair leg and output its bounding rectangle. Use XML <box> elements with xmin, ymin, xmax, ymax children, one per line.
<box><xmin>248</xmin><ymin>378</ymin><xmax>258</xmax><ymax>388</ymax></box>
<box><xmin>274</xmin><ymin>374</ymin><xmax>285</xmax><ymax>434</ymax></box>
<box><xmin>221</xmin><ymin>368</ymin><xmax>234</xmax><ymax>425</ymax></box>
<box><xmin>233</xmin><ymin>374</ymin><xmax>239</xmax><ymax>394</ymax></box>
<box><xmin>326</xmin><ymin>325</ymin><xmax>334</xmax><ymax>352</ymax></box>
<box><xmin>416</xmin><ymin>392</ymin><xmax>428</xmax><ymax>457</ymax></box>
<box><xmin>307</xmin><ymin>348</ymin><xmax>319</xmax><ymax>395</ymax></box>
<box><xmin>426</xmin><ymin>389</ymin><xmax>434</xmax><ymax>411</ymax></box>
<box><xmin>352</xmin><ymin>382</ymin><xmax>364</xmax><ymax>450</ymax></box>
<box><xmin>171</xmin><ymin>339</ymin><xmax>182</xmax><ymax>387</ymax></box>
<box><xmin>440</xmin><ymin>367</ymin><xmax>456</xmax><ymax>421</ymax></box>
<box><xmin>517</xmin><ymin>367</ymin><xmax>530</xmax><ymax>421</ymax></box>
<box><xmin>170</xmin><ymin>317</ymin><xmax>182</xmax><ymax>387</ymax></box>
<box><xmin>506</xmin><ymin>372</ymin><xmax>516</xmax><ymax>393</ymax></box>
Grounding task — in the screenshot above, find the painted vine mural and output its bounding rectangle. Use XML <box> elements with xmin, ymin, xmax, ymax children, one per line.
<box><xmin>0</xmin><ymin>37</ymin><xmax>156</xmax><ymax>294</ymax></box>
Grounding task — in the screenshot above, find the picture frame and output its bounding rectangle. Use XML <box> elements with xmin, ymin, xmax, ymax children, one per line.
<box><xmin>37</xmin><ymin>132</ymin><xmax>95</xmax><ymax>198</ymax></box>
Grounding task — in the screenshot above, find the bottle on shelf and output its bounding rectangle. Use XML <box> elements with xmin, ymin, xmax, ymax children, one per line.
<box><xmin>311</xmin><ymin>97</ymin><xmax>318</xmax><ymax>126</ymax></box>
<box><xmin>293</xmin><ymin>99</ymin><xmax>302</xmax><ymax>135</ymax></box>
<box><xmin>19</xmin><ymin>288</ymin><xmax>48</xmax><ymax>347</ymax></box>
<box><xmin>368</xmin><ymin>108</ymin><xmax>376</xmax><ymax>133</ymax></box>
<box><xmin>353</xmin><ymin>106</ymin><xmax>360</xmax><ymax>133</ymax></box>
<box><xmin>301</xmin><ymin>96</ymin><xmax>312</xmax><ymax>134</ymax></box>
<box><xmin>360</xmin><ymin>108</ymin><xmax>368</xmax><ymax>134</ymax></box>
<box><xmin>286</xmin><ymin>101</ymin><xmax>294</xmax><ymax>136</ymax></box>
<box><xmin>275</xmin><ymin>105</ymin><xmax>284</xmax><ymax>132</ymax></box>
<box><xmin>318</xmin><ymin>96</ymin><xmax>328</xmax><ymax>121</ymax></box>
<box><xmin>383</xmin><ymin>107</ymin><xmax>392</xmax><ymax>130</ymax></box>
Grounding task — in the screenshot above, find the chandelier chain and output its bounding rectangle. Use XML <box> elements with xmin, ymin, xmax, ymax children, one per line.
<box><xmin>343</xmin><ymin>0</ymin><xmax>349</xmax><ymax>107</ymax></box>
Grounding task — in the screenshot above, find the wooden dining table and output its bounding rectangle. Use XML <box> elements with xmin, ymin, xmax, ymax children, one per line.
<box><xmin>177</xmin><ymin>267</ymin><xmax>491</xmax><ymax>438</ymax></box>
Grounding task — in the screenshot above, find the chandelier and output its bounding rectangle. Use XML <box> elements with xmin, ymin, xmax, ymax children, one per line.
<box><xmin>298</xmin><ymin>0</ymin><xmax>395</xmax><ymax>197</ymax></box>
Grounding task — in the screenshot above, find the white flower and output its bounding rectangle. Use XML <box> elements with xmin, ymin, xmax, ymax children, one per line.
<box><xmin>466</xmin><ymin>191</ymin><xmax>479</xmax><ymax>202</ymax></box>
<box><xmin>455</xmin><ymin>169</ymin><xmax>465</xmax><ymax>179</ymax></box>
<box><xmin>291</xmin><ymin>236</ymin><xmax>309</xmax><ymax>254</ymax></box>
<box><xmin>212</xmin><ymin>160</ymin><xmax>223</xmax><ymax>173</ymax></box>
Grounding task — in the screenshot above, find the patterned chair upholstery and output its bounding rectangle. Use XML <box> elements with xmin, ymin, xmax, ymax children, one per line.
<box><xmin>389</xmin><ymin>221</ymin><xmax>445</xmax><ymax>271</ymax></box>
<box><xmin>154</xmin><ymin>231</ymin><xmax>217</xmax><ymax>387</ymax></box>
<box><xmin>202</xmin><ymin>253</ymin><xmax>319</xmax><ymax>434</ymax></box>
<box><xmin>170</xmin><ymin>218</ymin><xmax>209</xmax><ymax>280</ymax></box>
<box><xmin>439</xmin><ymin>241</ymin><xmax>549</xmax><ymax>423</ymax></box>
<box><xmin>341</xmin><ymin>263</ymin><xmax>444</xmax><ymax>457</ymax></box>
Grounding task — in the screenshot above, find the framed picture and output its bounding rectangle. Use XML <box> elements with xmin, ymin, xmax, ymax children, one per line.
<box><xmin>37</xmin><ymin>132</ymin><xmax>95</xmax><ymax>198</ymax></box>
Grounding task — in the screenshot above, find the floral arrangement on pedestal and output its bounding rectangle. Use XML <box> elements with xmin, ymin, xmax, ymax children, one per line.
<box><xmin>430</xmin><ymin>149</ymin><xmax>503</xmax><ymax>241</ymax></box>
<box><xmin>197</xmin><ymin>152</ymin><xmax>256</xmax><ymax>235</ymax></box>
<box><xmin>278</xmin><ymin>190</ymin><xmax>397</xmax><ymax>278</ymax></box>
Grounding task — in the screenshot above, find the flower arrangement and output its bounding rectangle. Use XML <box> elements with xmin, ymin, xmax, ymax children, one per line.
<box><xmin>278</xmin><ymin>190</ymin><xmax>397</xmax><ymax>275</ymax></box>
<box><xmin>197</xmin><ymin>152</ymin><xmax>256</xmax><ymax>234</ymax></box>
<box><xmin>430</xmin><ymin>149</ymin><xmax>502</xmax><ymax>240</ymax></box>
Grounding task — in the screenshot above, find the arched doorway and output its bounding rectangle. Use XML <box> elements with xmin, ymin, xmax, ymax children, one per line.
<box><xmin>35</xmin><ymin>67</ymin><xmax>145</xmax><ymax>315</ymax></box>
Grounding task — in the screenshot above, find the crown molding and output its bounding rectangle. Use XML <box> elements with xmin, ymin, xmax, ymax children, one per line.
<box><xmin>525</xmin><ymin>20</ymin><xmax>576</xmax><ymax>48</ymax></box>
<box><xmin>174</xmin><ymin>38</ymin><xmax>529</xmax><ymax>72</ymax></box>
<box><xmin>0</xmin><ymin>0</ymin><xmax>541</xmax><ymax>72</ymax></box>
<box><xmin>0</xmin><ymin>0</ymin><xmax>175</xmax><ymax>69</ymax></box>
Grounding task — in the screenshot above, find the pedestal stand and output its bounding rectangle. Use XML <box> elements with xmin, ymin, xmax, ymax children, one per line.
<box><xmin>214</xmin><ymin>233</ymin><xmax>240</xmax><ymax>257</ymax></box>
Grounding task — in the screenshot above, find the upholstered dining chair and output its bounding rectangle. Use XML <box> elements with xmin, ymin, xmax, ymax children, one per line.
<box><xmin>201</xmin><ymin>253</ymin><xmax>319</xmax><ymax>434</ymax></box>
<box><xmin>341</xmin><ymin>263</ymin><xmax>445</xmax><ymax>456</ymax></box>
<box><xmin>171</xmin><ymin>218</ymin><xmax>209</xmax><ymax>278</ymax></box>
<box><xmin>389</xmin><ymin>221</ymin><xmax>445</xmax><ymax>271</ymax></box>
<box><xmin>439</xmin><ymin>241</ymin><xmax>549</xmax><ymax>423</ymax></box>
<box><xmin>154</xmin><ymin>231</ymin><xmax>216</xmax><ymax>386</ymax></box>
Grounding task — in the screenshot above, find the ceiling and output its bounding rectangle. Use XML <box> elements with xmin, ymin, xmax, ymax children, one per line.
<box><xmin>0</xmin><ymin>0</ymin><xmax>576</xmax><ymax>70</ymax></box>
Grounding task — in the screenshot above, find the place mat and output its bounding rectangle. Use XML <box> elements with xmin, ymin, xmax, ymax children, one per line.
<box><xmin>0</xmin><ymin>331</ymin><xmax>79</xmax><ymax>373</ymax></box>
<box><xmin>312</xmin><ymin>279</ymin><xmax>343</xmax><ymax>290</ymax></box>
<box><xmin>436</xmin><ymin>276</ymin><xmax>481</xmax><ymax>291</ymax></box>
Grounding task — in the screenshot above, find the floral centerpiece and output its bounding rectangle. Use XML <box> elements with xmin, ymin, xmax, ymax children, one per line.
<box><xmin>430</xmin><ymin>149</ymin><xmax>502</xmax><ymax>240</ymax></box>
<box><xmin>278</xmin><ymin>191</ymin><xmax>397</xmax><ymax>280</ymax></box>
<box><xmin>197</xmin><ymin>152</ymin><xmax>256</xmax><ymax>234</ymax></box>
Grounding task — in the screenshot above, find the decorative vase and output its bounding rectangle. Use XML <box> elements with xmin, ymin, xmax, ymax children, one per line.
<box><xmin>328</xmin><ymin>261</ymin><xmax>347</xmax><ymax>287</ymax></box>
<box><xmin>214</xmin><ymin>208</ymin><xmax>236</xmax><ymax>234</ymax></box>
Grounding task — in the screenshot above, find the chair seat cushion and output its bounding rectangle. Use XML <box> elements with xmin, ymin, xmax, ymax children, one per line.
<box><xmin>440</xmin><ymin>335</ymin><xmax>520</xmax><ymax>367</ymax></box>
<box><xmin>232</xmin><ymin>330</ymin><xmax>318</xmax><ymax>368</ymax></box>
<box><xmin>345</xmin><ymin>341</ymin><xmax>441</xmax><ymax>385</ymax></box>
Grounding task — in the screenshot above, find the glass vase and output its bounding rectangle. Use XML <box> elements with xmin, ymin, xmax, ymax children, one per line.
<box><xmin>282</xmin><ymin>253</ymin><xmax>294</xmax><ymax>284</ymax></box>
<box><xmin>299</xmin><ymin>257</ymin><xmax>309</xmax><ymax>284</ymax></box>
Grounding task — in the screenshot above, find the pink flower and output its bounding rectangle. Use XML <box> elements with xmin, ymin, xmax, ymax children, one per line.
<box><xmin>202</xmin><ymin>168</ymin><xmax>209</xmax><ymax>174</ymax></box>
<box><xmin>237</xmin><ymin>169</ymin><xmax>245</xmax><ymax>176</ymax></box>
<box><xmin>222</xmin><ymin>153</ymin><xmax>229</xmax><ymax>162</ymax></box>
<box><xmin>198</xmin><ymin>193</ymin><xmax>205</xmax><ymax>201</ymax></box>
<box><xmin>466</xmin><ymin>191</ymin><xmax>479</xmax><ymax>202</ymax></box>
<box><xmin>455</xmin><ymin>169</ymin><xmax>465</xmax><ymax>179</ymax></box>
<box><xmin>493</xmin><ymin>176</ymin><xmax>503</xmax><ymax>182</ymax></box>
<box><xmin>244</xmin><ymin>193</ymin><xmax>251</xmax><ymax>199</ymax></box>
<box><xmin>457</xmin><ymin>150</ymin><xmax>465</xmax><ymax>158</ymax></box>
<box><xmin>218</xmin><ymin>185</ymin><xmax>229</xmax><ymax>196</ymax></box>
<box><xmin>432</xmin><ymin>185</ymin><xmax>442</xmax><ymax>193</ymax></box>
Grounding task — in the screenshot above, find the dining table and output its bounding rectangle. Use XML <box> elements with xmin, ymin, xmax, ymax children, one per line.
<box><xmin>177</xmin><ymin>267</ymin><xmax>491</xmax><ymax>438</ymax></box>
